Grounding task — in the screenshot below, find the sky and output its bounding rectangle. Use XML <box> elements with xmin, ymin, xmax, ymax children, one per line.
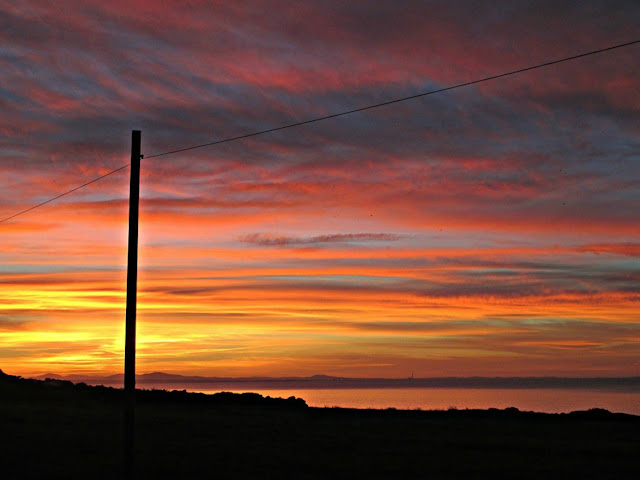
<box><xmin>1</xmin><ymin>0</ymin><xmax>639</xmax><ymax>379</ymax></box>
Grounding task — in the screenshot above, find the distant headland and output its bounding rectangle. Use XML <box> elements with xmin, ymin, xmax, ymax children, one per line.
<box><xmin>29</xmin><ymin>371</ymin><xmax>640</xmax><ymax>391</ymax></box>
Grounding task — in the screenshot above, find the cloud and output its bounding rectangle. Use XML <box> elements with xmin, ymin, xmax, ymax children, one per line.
<box><xmin>2</xmin><ymin>0</ymin><xmax>639</xmax><ymax>377</ymax></box>
<box><xmin>239</xmin><ymin>232</ymin><xmax>402</xmax><ymax>247</ymax></box>
<box><xmin>576</xmin><ymin>243</ymin><xmax>640</xmax><ymax>257</ymax></box>
<box><xmin>0</xmin><ymin>317</ymin><xmax>31</xmax><ymax>331</ymax></box>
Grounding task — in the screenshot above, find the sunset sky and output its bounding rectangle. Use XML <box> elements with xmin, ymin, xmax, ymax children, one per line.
<box><xmin>1</xmin><ymin>1</ymin><xmax>639</xmax><ymax>379</ymax></box>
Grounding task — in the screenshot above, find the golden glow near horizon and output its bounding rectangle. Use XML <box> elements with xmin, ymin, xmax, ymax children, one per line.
<box><xmin>1</xmin><ymin>2</ymin><xmax>639</xmax><ymax>379</ymax></box>
<box><xmin>3</xmin><ymin>222</ymin><xmax>639</xmax><ymax>378</ymax></box>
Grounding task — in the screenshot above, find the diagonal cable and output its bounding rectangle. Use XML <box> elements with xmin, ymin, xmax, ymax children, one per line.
<box><xmin>2</xmin><ymin>39</ymin><xmax>638</xmax><ymax>224</ymax></box>
<box><xmin>144</xmin><ymin>39</ymin><xmax>640</xmax><ymax>159</ymax></box>
<box><xmin>0</xmin><ymin>164</ymin><xmax>130</xmax><ymax>224</ymax></box>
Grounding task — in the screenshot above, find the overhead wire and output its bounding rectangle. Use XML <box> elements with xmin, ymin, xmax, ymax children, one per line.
<box><xmin>1</xmin><ymin>38</ymin><xmax>638</xmax><ymax>224</ymax></box>
<box><xmin>144</xmin><ymin>39</ymin><xmax>640</xmax><ymax>160</ymax></box>
<box><xmin>0</xmin><ymin>164</ymin><xmax>131</xmax><ymax>224</ymax></box>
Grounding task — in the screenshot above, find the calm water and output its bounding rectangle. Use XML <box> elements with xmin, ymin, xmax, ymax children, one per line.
<box><xmin>137</xmin><ymin>383</ymin><xmax>640</xmax><ymax>415</ymax></box>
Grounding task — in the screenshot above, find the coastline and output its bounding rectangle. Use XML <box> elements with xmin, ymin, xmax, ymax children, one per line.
<box><xmin>2</xmin><ymin>369</ymin><xmax>639</xmax><ymax>479</ymax></box>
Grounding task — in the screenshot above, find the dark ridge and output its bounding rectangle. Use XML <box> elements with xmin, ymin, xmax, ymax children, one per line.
<box><xmin>2</xmin><ymin>368</ymin><xmax>638</xmax><ymax>419</ymax></box>
<box><xmin>0</xmin><ymin>368</ymin><xmax>307</xmax><ymax>409</ymax></box>
<box><xmin>309</xmin><ymin>404</ymin><xmax>639</xmax><ymax>422</ymax></box>
<box><xmin>3</xmin><ymin>367</ymin><xmax>639</xmax><ymax>479</ymax></box>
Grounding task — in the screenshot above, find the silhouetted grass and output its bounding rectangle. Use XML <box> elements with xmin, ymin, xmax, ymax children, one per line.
<box><xmin>1</xmin><ymin>370</ymin><xmax>638</xmax><ymax>479</ymax></box>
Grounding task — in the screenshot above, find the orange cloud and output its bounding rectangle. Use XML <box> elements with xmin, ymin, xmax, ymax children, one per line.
<box><xmin>2</xmin><ymin>1</ymin><xmax>639</xmax><ymax>378</ymax></box>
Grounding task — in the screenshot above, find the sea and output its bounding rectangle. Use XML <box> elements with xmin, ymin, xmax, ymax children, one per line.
<box><xmin>126</xmin><ymin>382</ymin><xmax>640</xmax><ymax>415</ymax></box>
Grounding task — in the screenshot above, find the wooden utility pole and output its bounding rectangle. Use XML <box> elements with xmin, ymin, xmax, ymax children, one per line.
<box><xmin>124</xmin><ymin>130</ymin><xmax>141</xmax><ymax>479</ymax></box>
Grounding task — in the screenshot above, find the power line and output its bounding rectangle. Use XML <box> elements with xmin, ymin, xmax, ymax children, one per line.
<box><xmin>144</xmin><ymin>39</ymin><xmax>639</xmax><ymax>159</ymax></box>
<box><xmin>0</xmin><ymin>164</ymin><xmax>130</xmax><ymax>224</ymax></box>
<box><xmin>1</xmin><ymin>39</ymin><xmax>638</xmax><ymax>225</ymax></box>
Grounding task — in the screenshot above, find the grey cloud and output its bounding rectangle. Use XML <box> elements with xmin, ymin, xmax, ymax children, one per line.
<box><xmin>239</xmin><ymin>232</ymin><xmax>402</xmax><ymax>246</ymax></box>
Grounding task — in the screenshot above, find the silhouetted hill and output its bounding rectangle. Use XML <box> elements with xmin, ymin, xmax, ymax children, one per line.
<box><xmin>4</xmin><ymin>368</ymin><xmax>639</xmax><ymax>419</ymax></box>
<box><xmin>1</xmin><ymin>369</ymin><xmax>307</xmax><ymax>409</ymax></box>
<box><xmin>2</xmin><ymin>367</ymin><xmax>639</xmax><ymax>479</ymax></box>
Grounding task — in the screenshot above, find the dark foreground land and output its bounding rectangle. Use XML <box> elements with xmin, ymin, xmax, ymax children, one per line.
<box><xmin>2</xmin><ymin>370</ymin><xmax>638</xmax><ymax>479</ymax></box>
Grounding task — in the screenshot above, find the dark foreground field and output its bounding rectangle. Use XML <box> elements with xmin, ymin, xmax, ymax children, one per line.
<box><xmin>2</xmin><ymin>370</ymin><xmax>638</xmax><ymax>479</ymax></box>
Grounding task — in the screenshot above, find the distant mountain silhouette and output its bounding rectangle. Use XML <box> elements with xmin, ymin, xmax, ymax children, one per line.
<box><xmin>4</xmin><ymin>367</ymin><xmax>640</xmax><ymax>421</ymax></box>
<box><xmin>1</xmin><ymin>369</ymin><xmax>307</xmax><ymax>409</ymax></box>
<box><xmin>29</xmin><ymin>371</ymin><xmax>640</xmax><ymax>391</ymax></box>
